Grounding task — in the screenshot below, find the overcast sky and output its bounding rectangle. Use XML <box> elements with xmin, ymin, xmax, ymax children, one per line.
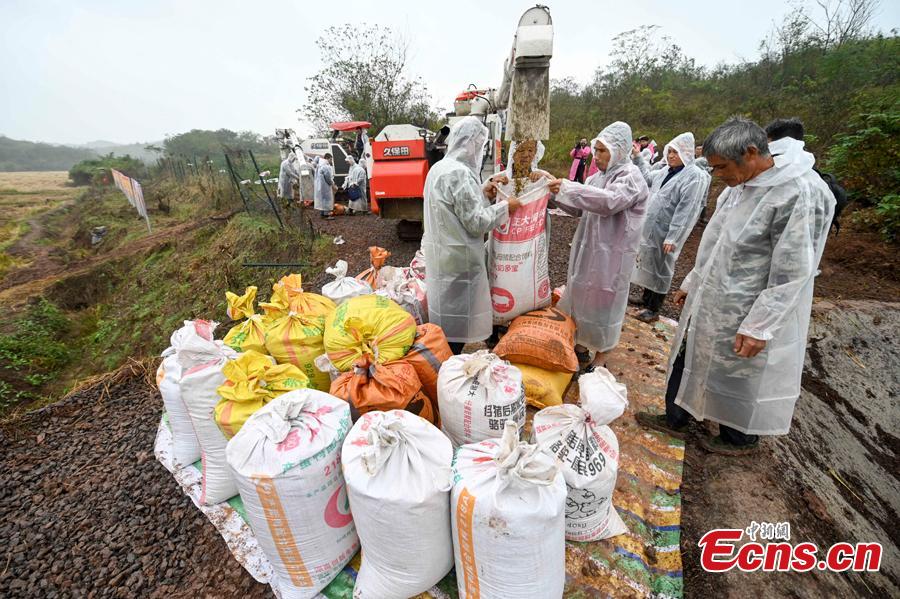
<box><xmin>1</xmin><ymin>0</ymin><xmax>897</xmax><ymax>145</ymax></box>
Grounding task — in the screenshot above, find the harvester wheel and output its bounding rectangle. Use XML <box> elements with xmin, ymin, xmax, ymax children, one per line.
<box><xmin>397</xmin><ymin>219</ymin><xmax>423</xmax><ymax>241</ymax></box>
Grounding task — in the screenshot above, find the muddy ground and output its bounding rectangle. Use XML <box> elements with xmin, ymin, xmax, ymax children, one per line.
<box><xmin>1</xmin><ymin>190</ymin><xmax>898</xmax><ymax>596</ymax></box>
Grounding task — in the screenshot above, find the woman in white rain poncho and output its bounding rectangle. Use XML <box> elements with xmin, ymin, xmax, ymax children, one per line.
<box><xmin>638</xmin><ymin>117</ymin><xmax>835</xmax><ymax>452</ymax></box>
<box><xmin>342</xmin><ymin>155</ymin><xmax>368</xmax><ymax>214</ymax></box>
<box><xmin>422</xmin><ymin>117</ymin><xmax>521</xmax><ymax>354</ymax></box>
<box><xmin>548</xmin><ymin>122</ymin><xmax>650</xmax><ymax>368</ymax></box>
<box><xmin>630</xmin><ymin>132</ymin><xmax>711</xmax><ymax>322</ymax></box>
<box><xmin>314</xmin><ymin>153</ymin><xmax>335</xmax><ymax>218</ymax></box>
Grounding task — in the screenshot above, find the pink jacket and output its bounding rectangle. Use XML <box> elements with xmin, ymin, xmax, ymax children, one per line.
<box><xmin>568</xmin><ymin>146</ymin><xmax>592</xmax><ymax>180</ymax></box>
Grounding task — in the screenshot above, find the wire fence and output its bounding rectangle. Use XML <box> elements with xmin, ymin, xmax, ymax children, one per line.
<box><xmin>153</xmin><ymin>150</ymin><xmax>319</xmax><ymax>240</ymax></box>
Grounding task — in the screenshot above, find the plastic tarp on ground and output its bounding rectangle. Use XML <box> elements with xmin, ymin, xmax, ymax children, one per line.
<box><xmin>155</xmin><ymin>311</ymin><xmax>685</xmax><ymax>598</ymax></box>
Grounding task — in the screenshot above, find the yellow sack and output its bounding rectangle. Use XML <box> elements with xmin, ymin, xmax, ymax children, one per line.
<box><xmin>258</xmin><ymin>274</ymin><xmax>336</xmax><ymax>392</ymax></box>
<box><xmin>264</xmin><ymin>311</ymin><xmax>331</xmax><ymax>391</ymax></box>
<box><xmin>324</xmin><ymin>294</ymin><xmax>417</xmax><ymax>372</ymax></box>
<box><xmin>513</xmin><ymin>362</ymin><xmax>573</xmax><ymax>409</ymax></box>
<box><xmin>223</xmin><ymin>286</ymin><xmax>268</xmax><ymax>353</ymax></box>
<box><xmin>215</xmin><ymin>350</ymin><xmax>309</xmax><ymax>438</ymax></box>
<box><xmin>262</xmin><ymin>273</ymin><xmax>335</xmax><ymax>318</ymax></box>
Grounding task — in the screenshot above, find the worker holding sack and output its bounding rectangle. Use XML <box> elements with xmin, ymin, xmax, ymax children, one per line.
<box><xmin>422</xmin><ymin>116</ymin><xmax>521</xmax><ymax>354</ymax></box>
<box><xmin>548</xmin><ymin>121</ymin><xmax>650</xmax><ymax>370</ymax></box>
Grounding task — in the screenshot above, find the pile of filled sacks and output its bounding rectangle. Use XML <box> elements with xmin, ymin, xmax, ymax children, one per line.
<box><xmin>155</xmin><ymin>255</ymin><xmax>631</xmax><ymax>598</ymax></box>
<box><xmin>491</xmin><ymin>304</ymin><xmax>580</xmax><ymax>409</ymax></box>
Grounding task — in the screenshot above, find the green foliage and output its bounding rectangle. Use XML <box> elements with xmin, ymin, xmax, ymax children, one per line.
<box><xmin>825</xmin><ymin>91</ymin><xmax>900</xmax><ymax>205</ymax></box>
<box><xmin>303</xmin><ymin>25</ymin><xmax>442</xmax><ymax>134</ymax></box>
<box><xmin>68</xmin><ymin>153</ymin><xmax>147</xmax><ymax>186</ymax></box>
<box><xmin>0</xmin><ymin>299</ymin><xmax>72</xmax><ymax>408</ymax></box>
<box><xmin>163</xmin><ymin>129</ymin><xmax>277</xmax><ymax>167</ymax></box>
<box><xmin>0</xmin><ymin>135</ymin><xmax>97</xmax><ymax>172</ymax></box>
<box><xmin>875</xmin><ymin>195</ymin><xmax>900</xmax><ymax>241</ymax></box>
<box><xmin>854</xmin><ymin>194</ymin><xmax>900</xmax><ymax>242</ymax></box>
<box><xmin>542</xmin><ymin>26</ymin><xmax>899</xmax><ymax>177</ymax></box>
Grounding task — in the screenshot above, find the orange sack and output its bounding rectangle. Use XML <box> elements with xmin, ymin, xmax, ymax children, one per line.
<box><xmin>330</xmin><ymin>358</ymin><xmax>435</xmax><ymax>424</ymax></box>
<box><xmin>402</xmin><ymin>324</ymin><xmax>452</xmax><ymax>408</ymax></box>
<box><xmin>493</xmin><ymin>306</ymin><xmax>579</xmax><ymax>373</ymax></box>
<box><xmin>356</xmin><ymin>246</ymin><xmax>391</xmax><ymax>288</ymax></box>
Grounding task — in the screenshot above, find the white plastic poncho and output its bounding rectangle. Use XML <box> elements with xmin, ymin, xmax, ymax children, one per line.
<box><xmin>314</xmin><ymin>160</ymin><xmax>335</xmax><ymax>211</ymax></box>
<box><xmin>278</xmin><ymin>154</ymin><xmax>301</xmax><ymax>200</ymax></box>
<box><xmin>670</xmin><ymin>137</ymin><xmax>835</xmax><ymax>435</ymax></box>
<box><xmin>631</xmin><ymin>132</ymin><xmax>711</xmax><ymax>294</ymax></box>
<box><xmin>342</xmin><ymin>156</ymin><xmax>368</xmax><ymax>212</ymax></box>
<box><xmin>555</xmin><ymin>122</ymin><xmax>650</xmax><ymax>352</ymax></box>
<box><xmin>422</xmin><ymin>117</ymin><xmax>509</xmax><ymax>343</ymax></box>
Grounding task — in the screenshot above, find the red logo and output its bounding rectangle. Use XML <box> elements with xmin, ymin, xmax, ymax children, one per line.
<box><xmin>491</xmin><ymin>287</ymin><xmax>515</xmax><ymax>313</ymax></box>
<box><xmin>538</xmin><ymin>279</ymin><xmax>550</xmax><ymax>299</ymax></box>
<box><xmin>324</xmin><ymin>484</ymin><xmax>353</xmax><ymax>528</ymax></box>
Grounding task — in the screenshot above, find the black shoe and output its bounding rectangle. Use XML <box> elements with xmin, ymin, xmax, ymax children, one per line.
<box><xmin>636</xmin><ymin>309</ymin><xmax>659</xmax><ymax>323</ymax></box>
<box><xmin>635</xmin><ymin>412</ymin><xmax>687</xmax><ymax>439</ymax></box>
<box><xmin>699</xmin><ymin>435</ymin><xmax>760</xmax><ymax>455</ymax></box>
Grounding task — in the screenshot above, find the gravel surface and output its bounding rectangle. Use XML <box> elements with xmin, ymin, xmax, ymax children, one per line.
<box><xmin>0</xmin><ymin>377</ymin><xmax>271</xmax><ymax>599</ymax></box>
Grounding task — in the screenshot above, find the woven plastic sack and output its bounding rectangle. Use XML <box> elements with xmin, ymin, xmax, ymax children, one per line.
<box><xmin>451</xmin><ymin>421</ymin><xmax>566</xmax><ymax>599</ymax></box>
<box><xmin>156</xmin><ymin>321</ymin><xmax>202</xmax><ymax>467</ymax></box>
<box><xmin>330</xmin><ymin>358</ymin><xmax>435</xmax><ymax>424</ymax></box>
<box><xmin>214</xmin><ymin>350</ymin><xmax>310</xmax><ymax>439</ymax></box>
<box><xmin>493</xmin><ymin>306</ymin><xmax>578</xmax><ymax>373</ymax></box>
<box><xmin>342</xmin><ymin>410</ymin><xmax>453</xmax><ymax>598</ymax></box>
<box><xmin>489</xmin><ymin>180</ymin><xmax>552</xmax><ymax>324</ymax></box>
<box><xmin>403</xmin><ymin>324</ymin><xmax>452</xmax><ymax>407</ymax></box>
<box><xmin>178</xmin><ymin>320</ymin><xmax>239</xmax><ymax>505</ymax></box>
<box><xmin>261</xmin><ymin>273</ymin><xmax>336</xmax><ymax>318</ymax></box>
<box><xmin>264</xmin><ymin>311</ymin><xmax>331</xmax><ymax>392</ymax></box>
<box><xmin>376</xmin><ymin>268</ymin><xmax>428</xmax><ymax>325</ymax></box>
<box><xmin>323</xmin><ymin>294</ymin><xmax>416</xmax><ymax>372</ymax></box>
<box><xmin>513</xmin><ymin>362</ymin><xmax>573</xmax><ymax>409</ymax></box>
<box><xmin>437</xmin><ymin>350</ymin><xmax>525</xmax><ymax>447</ymax></box>
<box><xmin>532</xmin><ymin>367</ymin><xmax>628</xmax><ymax>542</ymax></box>
<box><xmin>225</xmin><ymin>391</ymin><xmax>358</xmax><ymax>598</ymax></box>
<box><xmin>356</xmin><ymin>246</ymin><xmax>391</xmax><ymax>289</ymax></box>
<box><xmin>321</xmin><ymin>260</ymin><xmax>373</xmax><ymax>305</ymax></box>
<box><xmin>409</xmin><ymin>249</ymin><xmax>426</xmax><ymax>281</ymax></box>
<box><xmin>222</xmin><ymin>286</ymin><xmax>268</xmax><ymax>353</ymax></box>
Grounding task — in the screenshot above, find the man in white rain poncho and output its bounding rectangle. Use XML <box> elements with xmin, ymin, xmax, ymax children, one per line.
<box><xmin>637</xmin><ymin>117</ymin><xmax>835</xmax><ymax>454</ymax></box>
<box><xmin>548</xmin><ymin>122</ymin><xmax>650</xmax><ymax>369</ymax></box>
<box><xmin>342</xmin><ymin>155</ymin><xmax>368</xmax><ymax>214</ymax></box>
<box><xmin>314</xmin><ymin>152</ymin><xmax>335</xmax><ymax>219</ymax></box>
<box><xmin>630</xmin><ymin>132</ymin><xmax>711</xmax><ymax>322</ymax></box>
<box><xmin>422</xmin><ymin>117</ymin><xmax>522</xmax><ymax>355</ymax></box>
<box><xmin>277</xmin><ymin>152</ymin><xmax>301</xmax><ymax>201</ymax></box>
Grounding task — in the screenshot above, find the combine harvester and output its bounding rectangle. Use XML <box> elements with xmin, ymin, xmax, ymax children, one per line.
<box><xmin>370</xmin><ymin>4</ymin><xmax>554</xmax><ymax>239</ymax></box>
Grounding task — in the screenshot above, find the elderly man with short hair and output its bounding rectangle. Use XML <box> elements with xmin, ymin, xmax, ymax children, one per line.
<box><xmin>637</xmin><ymin>116</ymin><xmax>835</xmax><ymax>455</ymax></box>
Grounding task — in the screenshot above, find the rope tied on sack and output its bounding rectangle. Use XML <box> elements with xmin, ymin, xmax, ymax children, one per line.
<box><xmin>492</xmin><ymin>421</ymin><xmax>559</xmax><ymax>506</ymax></box>
<box><xmin>460</xmin><ymin>350</ymin><xmax>506</xmax><ymax>389</ymax></box>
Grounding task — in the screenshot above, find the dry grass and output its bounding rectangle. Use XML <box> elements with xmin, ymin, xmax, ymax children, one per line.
<box><xmin>0</xmin><ymin>172</ymin><xmax>80</xmax><ymax>248</ymax></box>
<box><xmin>0</xmin><ymin>171</ymin><xmax>72</xmax><ymax>193</ymax></box>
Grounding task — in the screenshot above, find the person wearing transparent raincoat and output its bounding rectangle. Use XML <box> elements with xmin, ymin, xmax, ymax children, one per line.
<box><xmin>342</xmin><ymin>155</ymin><xmax>368</xmax><ymax>214</ymax></box>
<box><xmin>547</xmin><ymin>122</ymin><xmax>650</xmax><ymax>369</ymax></box>
<box><xmin>422</xmin><ymin>117</ymin><xmax>522</xmax><ymax>354</ymax></box>
<box><xmin>630</xmin><ymin>132</ymin><xmax>711</xmax><ymax>322</ymax></box>
<box><xmin>314</xmin><ymin>153</ymin><xmax>335</xmax><ymax>218</ymax></box>
<box><xmin>277</xmin><ymin>152</ymin><xmax>301</xmax><ymax>200</ymax></box>
<box><xmin>637</xmin><ymin>117</ymin><xmax>835</xmax><ymax>454</ymax></box>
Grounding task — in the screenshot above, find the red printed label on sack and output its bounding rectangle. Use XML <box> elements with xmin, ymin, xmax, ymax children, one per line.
<box><xmin>456</xmin><ymin>488</ymin><xmax>480</xmax><ymax>598</ymax></box>
<box><xmin>324</xmin><ymin>483</ymin><xmax>354</xmax><ymax>528</ymax></box>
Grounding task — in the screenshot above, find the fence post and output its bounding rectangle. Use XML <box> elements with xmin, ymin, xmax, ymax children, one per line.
<box><xmin>249</xmin><ymin>150</ymin><xmax>284</xmax><ymax>230</ymax></box>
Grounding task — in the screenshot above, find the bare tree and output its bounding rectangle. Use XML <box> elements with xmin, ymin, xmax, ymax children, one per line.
<box><xmin>301</xmin><ymin>25</ymin><xmax>440</xmax><ymax>135</ymax></box>
<box><xmin>803</xmin><ymin>0</ymin><xmax>880</xmax><ymax>49</ymax></box>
